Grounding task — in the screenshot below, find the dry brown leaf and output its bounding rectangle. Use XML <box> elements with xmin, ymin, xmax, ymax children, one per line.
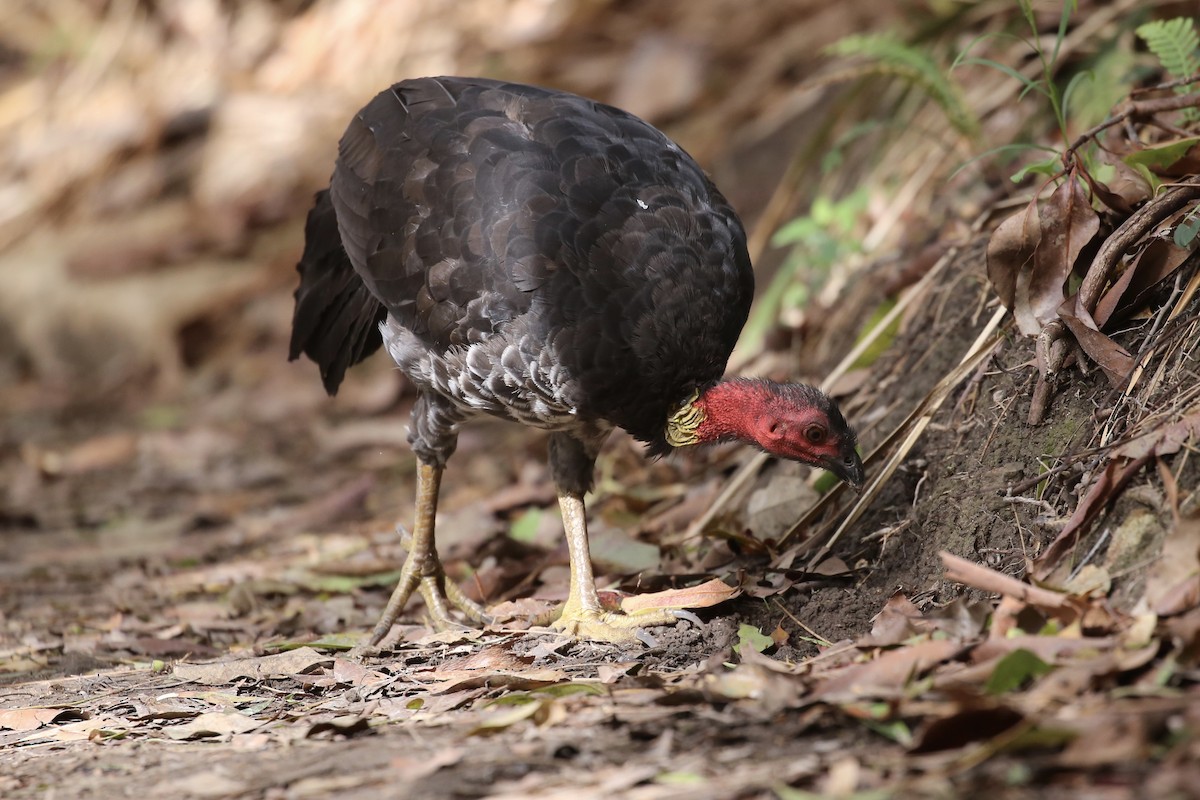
<box><xmin>0</xmin><ymin>707</ymin><xmax>81</xmax><ymax>732</ymax></box>
<box><xmin>1095</xmin><ymin>238</ymin><xmax>1192</xmax><ymax>328</ymax></box>
<box><xmin>703</xmin><ymin>662</ymin><xmax>803</xmax><ymax>713</ymax></box>
<box><xmin>1058</xmin><ymin>298</ymin><xmax>1134</xmax><ymax>385</ymax></box>
<box><xmin>1146</xmin><ymin>516</ymin><xmax>1200</xmax><ymax>616</ymax></box>
<box><xmin>814</xmin><ymin>639</ymin><xmax>963</xmax><ymax>701</ymax></box>
<box><xmin>172</xmin><ymin>646</ymin><xmax>331</xmax><ymax>685</ymax></box>
<box><xmin>1030</xmin><ymin>177</ymin><xmax>1099</xmax><ymax>327</ymax></box>
<box><xmin>1057</xmin><ymin>713</ymin><xmax>1148</xmax><ymax>767</ymax></box>
<box><xmin>390</xmin><ymin>747</ymin><xmax>466</xmax><ymax>783</ymax></box>
<box><xmin>427</xmin><ymin>668</ymin><xmax>570</xmax><ymax>695</ymax></box>
<box><xmin>29</xmin><ymin>433</ymin><xmax>139</xmax><ymax>477</ymax></box>
<box><xmin>986</xmin><ymin>197</ymin><xmax>1041</xmax><ymax>329</ymax></box>
<box><xmin>1116</xmin><ymin>412</ymin><xmax>1200</xmax><ymax>461</ymax></box>
<box><xmin>164</xmin><ymin>710</ymin><xmax>261</xmax><ymax>741</ymax></box>
<box><xmin>970</xmin><ymin>635</ymin><xmax>1114</xmax><ymax>665</ymax></box>
<box><xmin>1091</xmin><ymin>149</ymin><xmax>1153</xmax><ymax>214</ymax></box>
<box><xmin>859</xmin><ymin>593</ymin><xmax>923</xmax><ymax>647</ymax></box>
<box><xmin>619</xmin><ymin>578</ymin><xmax>738</xmax><ymax>615</ymax></box>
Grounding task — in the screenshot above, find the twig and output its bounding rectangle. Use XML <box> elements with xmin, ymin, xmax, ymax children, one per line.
<box><xmin>1063</xmin><ymin>92</ymin><xmax>1200</xmax><ymax>168</ymax></box>
<box><xmin>1078</xmin><ymin>175</ymin><xmax>1200</xmax><ymax>316</ymax></box>
<box><xmin>940</xmin><ymin>551</ymin><xmax>1071</xmax><ymax>610</ymax></box>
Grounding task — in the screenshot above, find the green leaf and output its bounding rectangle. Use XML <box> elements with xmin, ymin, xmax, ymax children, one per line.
<box><xmin>1136</xmin><ymin>18</ymin><xmax>1200</xmax><ymax>82</ymax></box>
<box><xmin>986</xmin><ymin>648</ymin><xmax>1053</xmax><ymax>694</ymax></box>
<box><xmin>826</xmin><ymin>33</ymin><xmax>978</xmax><ymax>137</ymax></box>
<box><xmin>1124</xmin><ymin>137</ymin><xmax>1200</xmax><ymax>172</ymax></box>
<box><xmin>1174</xmin><ymin>209</ymin><xmax>1200</xmax><ymax>249</ymax></box>
<box><xmin>508</xmin><ymin>507</ymin><xmax>542</xmax><ymax>542</ymax></box>
<box><xmin>733</xmin><ymin>623</ymin><xmax>774</xmax><ymax>655</ymax></box>
<box><xmin>1010</xmin><ymin>154</ymin><xmax>1062</xmax><ymax>183</ymax></box>
<box><xmin>862</xmin><ymin>717</ymin><xmax>913</xmax><ymax>746</ymax></box>
<box><xmin>654</xmin><ymin>771</ymin><xmax>707</xmax><ymax>786</ymax></box>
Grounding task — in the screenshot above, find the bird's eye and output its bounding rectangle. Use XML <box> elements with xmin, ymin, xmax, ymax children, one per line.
<box><xmin>805</xmin><ymin>425</ymin><xmax>826</xmax><ymax>444</ymax></box>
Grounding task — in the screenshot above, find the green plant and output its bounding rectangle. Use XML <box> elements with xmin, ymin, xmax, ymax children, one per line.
<box><xmin>1136</xmin><ymin>17</ymin><xmax>1200</xmax><ymax>121</ymax></box>
<box><xmin>741</xmin><ymin>188</ymin><xmax>869</xmax><ymax>357</ymax></box>
<box><xmin>826</xmin><ymin>34</ymin><xmax>978</xmax><ymax>138</ymax></box>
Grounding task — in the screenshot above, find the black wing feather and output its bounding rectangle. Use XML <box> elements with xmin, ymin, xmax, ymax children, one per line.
<box><xmin>288</xmin><ymin>190</ymin><xmax>387</xmax><ymax>395</ymax></box>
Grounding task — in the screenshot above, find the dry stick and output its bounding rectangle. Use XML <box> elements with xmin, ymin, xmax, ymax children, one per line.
<box><xmin>796</xmin><ymin>306</ymin><xmax>1007</xmax><ymax>566</ymax></box>
<box><xmin>1103</xmin><ymin>267</ymin><xmax>1200</xmax><ymax>446</ymax></box>
<box><xmin>1078</xmin><ymin>175</ymin><xmax>1200</xmax><ymax>315</ymax></box>
<box><xmin>940</xmin><ymin>551</ymin><xmax>1071</xmax><ymax>610</ymax></box>
<box><xmin>1064</xmin><ymin>91</ymin><xmax>1200</xmax><ymax>165</ymax></box>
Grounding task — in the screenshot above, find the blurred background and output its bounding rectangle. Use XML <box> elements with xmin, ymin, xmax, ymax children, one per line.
<box><xmin>0</xmin><ymin>0</ymin><xmax>1015</xmax><ymax>413</ymax></box>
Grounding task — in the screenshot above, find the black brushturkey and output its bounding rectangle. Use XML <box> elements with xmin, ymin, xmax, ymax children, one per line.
<box><xmin>290</xmin><ymin>77</ymin><xmax>864</xmax><ymax>645</ymax></box>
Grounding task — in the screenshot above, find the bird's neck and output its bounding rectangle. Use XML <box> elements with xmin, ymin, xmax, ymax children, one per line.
<box><xmin>664</xmin><ymin>380</ymin><xmax>763</xmax><ymax>448</ymax></box>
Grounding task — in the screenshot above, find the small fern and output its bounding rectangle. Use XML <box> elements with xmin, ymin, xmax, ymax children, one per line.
<box><xmin>1136</xmin><ymin>18</ymin><xmax>1200</xmax><ymax>83</ymax></box>
<box><xmin>825</xmin><ymin>34</ymin><xmax>979</xmax><ymax>138</ymax></box>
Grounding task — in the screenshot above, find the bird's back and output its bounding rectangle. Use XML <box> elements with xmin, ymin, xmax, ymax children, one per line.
<box><xmin>293</xmin><ymin>77</ymin><xmax>754</xmax><ymax>448</ymax></box>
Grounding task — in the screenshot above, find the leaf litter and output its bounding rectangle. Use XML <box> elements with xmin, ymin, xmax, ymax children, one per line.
<box><xmin>3</xmin><ymin>2</ymin><xmax>1200</xmax><ymax>799</ymax></box>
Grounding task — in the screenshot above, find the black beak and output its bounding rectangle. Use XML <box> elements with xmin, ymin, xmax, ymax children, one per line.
<box><xmin>826</xmin><ymin>448</ymin><xmax>865</xmax><ymax>492</ymax></box>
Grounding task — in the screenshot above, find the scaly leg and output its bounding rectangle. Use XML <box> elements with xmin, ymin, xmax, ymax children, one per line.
<box><xmin>550</xmin><ymin>492</ymin><xmax>681</xmax><ymax>646</ymax></box>
<box><xmin>365</xmin><ymin>462</ymin><xmax>489</xmax><ymax>646</ymax></box>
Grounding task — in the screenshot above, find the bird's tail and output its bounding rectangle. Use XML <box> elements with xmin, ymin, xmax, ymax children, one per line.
<box><xmin>288</xmin><ymin>190</ymin><xmax>387</xmax><ymax>395</ymax></box>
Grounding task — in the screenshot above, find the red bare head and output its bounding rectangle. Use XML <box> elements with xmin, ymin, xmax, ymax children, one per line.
<box><xmin>683</xmin><ymin>378</ymin><xmax>864</xmax><ymax>488</ymax></box>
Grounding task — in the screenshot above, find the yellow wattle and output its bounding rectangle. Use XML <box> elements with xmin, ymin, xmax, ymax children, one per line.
<box><xmin>664</xmin><ymin>389</ymin><xmax>705</xmax><ymax>447</ymax></box>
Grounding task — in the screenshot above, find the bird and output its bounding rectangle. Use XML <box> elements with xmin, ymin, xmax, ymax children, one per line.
<box><xmin>289</xmin><ymin>76</ymin><xmax>864</xmax><ymax>646</ymax></box>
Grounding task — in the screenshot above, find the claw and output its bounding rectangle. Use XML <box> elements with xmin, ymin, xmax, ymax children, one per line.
<box><xmin>635</xmin><ymin>629</ymin><xmax>659</xmax><ymax>648</ymax></box>
<box><xmin>670</xmin><ymin>609</ymin><xmax>704</xmax><ymax>627</ymax></box>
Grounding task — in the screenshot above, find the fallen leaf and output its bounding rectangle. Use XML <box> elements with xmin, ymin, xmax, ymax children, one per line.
<box><xmin>970</xmin><ymin>635</ymin><xmax>1114</xmax><ymax>665</ymax></box>
<box><xmin>860</xmin><ymin>593</ymin><xmax>923</xmax><ymax>646</ymax></box>
<box><xmin>597</xmin><ymin>663</ymin><xmax>638</xmax><ymax>684</ymax></box>
<box><xmin>305</xmin><ymin>715</ymin><xmax>373</xmax><ymax>739</ymax></box>
<box><xmin>427</xmin><ymin>668</ymin><xmax>570</xmax><ymax>694</ymax></box>
<box><xmin>0</xmin><ymin>707</ymin><xmax>83</xmax><ymax>732</ymax></box>
<box><xmin>164</xmin><ymin>710</ymin><xmax>261</xmax><ymax>740</ymax></box>
<box><xmin>703</xmin><ymin>662</ymin><xmax>802</xmax><ymax>712</ymax></box>
<box><xmin>1095</xmin><ymin>237</ymin><xmax>1191</xmax><ymax>327</ymax></box>
<box><xmin>172</xmin><ymin>646</ymin><xmax>331</xmax><ymax>684</ymax></box>
<box><xmin>985</xmin><ymin>648</ymin><xmax>1054</xmax><ymax>694</ymax></box>
<box><xmin>1058</xmin><ymin>297</ymin><xmax>1133</xmax><ymax>386</ymax></box>
<box><xmin>154</xmin><ymin>771</ymin><xmax>247</xmax><ymax>798</ymax></box>
<box><xmin>1091</xmin><ymin>149</ymin><xmax>1153</xmax><ymax>214</ymax></box>
<box><xmin>909</xmin><ymin>705</ymin><xmax>1024</xmax><ymax>753</ymax></box>
<box><xmin>986</xmin><ymin>197</ymin><xmax>1041</xmax><ymax>330</ymax></box>
<box><xmin>1029</xmin><ymin>176</ymin><xmax>1099</xmax><ymax>328</ymax></box>
<box><xmin>733</xmin><ymin>623</ymin><xmax>773</xmax><ymax>655</ymax></box>
<box><xmin>1057</xmin><ymin>713</ymin><xmax>1148</xmax><ymax>766</ymax></box>
<box><xmin>814</xmin><ymin>639</ymin><xmax>963</xmax><ymax>700</ymax></box>
<box><xmin>1146</xmin><ymin>516</ymin><xmax>1200</xmax><ymax>616</ymax></box>
<box><xmin>467</xmin><ymin>698</ymin><xmax>547</xmax><ymax>735</ymax></box>
<box><xmin>390</xmin><ymin>747</ymin><xmax>465</xmax><ymax>782</ymax></box>
<box><xmin>619</xmin><ymin>578</ymin><xmax>737</xmax><ymax>615</ymax></box>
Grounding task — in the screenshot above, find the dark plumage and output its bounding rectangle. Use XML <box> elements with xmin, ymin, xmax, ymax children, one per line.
<box><xmin>290</xmin><ymin>77</ymin><xmax>862</xmax><ymax>645</ymax></box>
<box><xmin>292</xmin><ymin>76</ymin><xmax>752</xmax><ymax>451</ymax></box>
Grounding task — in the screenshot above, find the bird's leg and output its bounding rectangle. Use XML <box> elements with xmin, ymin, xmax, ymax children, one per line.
<box><xmin>547</xmin><ymin>433</ymin><xmax>680</xmax><ymax>645</ymax></box>
<box><xmin>551</xmin><ymin>490</ymin><xmax>683</xmax><ymax>644</ymax></box>
<box><xmin>365</xmin><ymin>461</ymin><xmax>489</xmax><ymax>647</ymax></box>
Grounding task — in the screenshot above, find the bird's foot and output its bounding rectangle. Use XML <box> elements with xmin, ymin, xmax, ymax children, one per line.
<box><xmin>550</xmin><ymin>606</ymin><xmax>699</xmax><ymax>647</ymax></box>
<box><xmin>362</xmin><ymin>542</ymin><xmax>492</xmax><ymax>650</ymax></box>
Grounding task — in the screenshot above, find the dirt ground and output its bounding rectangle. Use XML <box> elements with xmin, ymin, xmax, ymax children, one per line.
<box><xmin>3</xmin><ymin>2</ymin><xmax>1200</xmax><ymax>798</ymax></box>
<box><xmin>4</xmin><ymin>230</ymin><xmax>1198</xmax><ymax>798</ymax></box>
